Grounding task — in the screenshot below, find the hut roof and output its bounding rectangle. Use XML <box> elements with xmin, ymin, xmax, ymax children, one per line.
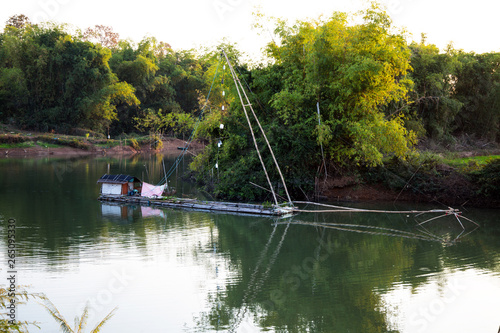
<box><xmin>97</xmin><ymin>174</ymin><xmax>141</xmax><ymax>184</ymax></box>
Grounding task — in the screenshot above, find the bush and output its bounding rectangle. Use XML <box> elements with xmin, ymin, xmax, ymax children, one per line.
<box><xmin>68</xmin><ymin>138</ymin><xmax>90</xmax><ymax>150</ymax></box>
<box><xmin>470</xmin><ymin>159</ymin><xmax>500</xmax><ymax>198</ymax></box>
<box><xmin>38</xmin><ymin>135</ymin><xmax>90</xmax><ymax>150</ymax></box>
<box><xmin>149</xmin><ymin>134</ymin><xmax>163</xmax><ymax>150</ymax></box>
<box><xmin>129</xmin><ymin>138</ymin><xmax>140</xmax><ymax>150</ymax></box>
<box><xmin>71</xmin><ymin>128</ymin><xmax>104</xmax><ymax>139</ymax></box>
<box><xmin>0</xmin><ymin>135</ymin><xmax>29</xmax><ymax>144</ymax></box>
<box><xmin>38</xmin><ymin>135</ymin><xmax>63</xmax><ymax>146</ymax></box>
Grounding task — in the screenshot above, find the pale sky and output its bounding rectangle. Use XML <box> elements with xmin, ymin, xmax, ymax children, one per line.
<box><xmin>1</xmin><ymin>0</ymin><xmax>499</xmax><ymax>59</ymax></box>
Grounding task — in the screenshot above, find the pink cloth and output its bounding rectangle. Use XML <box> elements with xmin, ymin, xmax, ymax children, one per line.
<box><xmin>141</xmin><ymin>182</ymin><xmax>166</xmax><ymax>198</ymax></box>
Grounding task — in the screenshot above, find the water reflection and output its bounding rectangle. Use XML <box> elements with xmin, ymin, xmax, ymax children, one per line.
<box><xmin>0</xmin><ymin>155</ymin><xmax>499</xmax><ymax>332</ymax></box>
<box><xmin>189</xmin><ymin>210</ymin><xmax>499</xmax><ymax>332</ymax></box>
<box><xmin>100</xmin><ymin>203</ymin><xmax>167</xmax><ymax>224</ymax></box>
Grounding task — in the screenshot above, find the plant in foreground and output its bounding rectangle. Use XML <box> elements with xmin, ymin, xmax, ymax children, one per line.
<box><xmin>42</xmin><ymin>299</ymin><xmax>117</xmax><ymax>333</ymax></box>
<box><xmin>0</xmin><ymin>286</ymin><xmax>46</xmax><ymax>332</ymax></box>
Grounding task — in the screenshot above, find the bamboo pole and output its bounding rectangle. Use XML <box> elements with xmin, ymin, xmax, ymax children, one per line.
<box><xmin>222</xmin><ymin>50</ymin><xmax>293</xmax><ymax>206</ymax></box>
<box><xmin>221</xmin><ymin>50</ymin><xmax>278</xmax><ymax>206</ymax></box>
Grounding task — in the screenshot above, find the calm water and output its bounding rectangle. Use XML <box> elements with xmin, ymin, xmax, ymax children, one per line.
<box><xmin>0</xmin><ymin>154</ymin><xmax>499</xmax><ymax>333</ymax></box>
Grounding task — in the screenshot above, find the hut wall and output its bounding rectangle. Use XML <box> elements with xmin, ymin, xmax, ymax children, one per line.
<box><xmin>101</xmin><ymin>183</ymin><xmax>123</xmax><ymax>195</ymax></box>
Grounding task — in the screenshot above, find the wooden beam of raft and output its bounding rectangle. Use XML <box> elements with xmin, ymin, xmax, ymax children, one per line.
<box><xmin>98</xmin><ymin>195</ymin><xmax>295</xmax><ymax>216</ymax></box>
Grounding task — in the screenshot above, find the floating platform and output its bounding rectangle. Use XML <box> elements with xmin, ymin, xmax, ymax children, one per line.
<box><xmin>98</xmin><ymin>195</ymin><xmax>296</xmax><ymax>217</ymax></box>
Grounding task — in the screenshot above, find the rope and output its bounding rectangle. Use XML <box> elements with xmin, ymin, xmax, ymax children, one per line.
<box><xmin>290</xmin><ymin>201</ymin><xmax>479</xmax><ymax>233</ymax></box>
<box><xmin>292</xmin><ymin>200</ymin><xmax>460</xmax><ymax>215</ymax></box>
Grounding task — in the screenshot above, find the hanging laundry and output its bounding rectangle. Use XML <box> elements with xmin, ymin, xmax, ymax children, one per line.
<box><xmin>141</xmin><ymin>182</ymin><xmax>166</xmax><ymax>198</ymax></box>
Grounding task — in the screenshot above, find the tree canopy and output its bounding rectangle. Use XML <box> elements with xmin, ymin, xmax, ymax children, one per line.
<box><xmin>0</xmin><ymin>16</ymin><xmax>210</xmax><ymax>136</ymax></box>
<box><xmin>264</xmin><ymin>5</ymin><xmax>416</xmax><ymax>166</ymax></box>
<box><xmin>190</xmin><ymin>5</ymin><xmax>422</xmax><ymax>201</ymax></box>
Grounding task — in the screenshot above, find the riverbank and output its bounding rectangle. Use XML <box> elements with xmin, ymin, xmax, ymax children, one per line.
<box><xmin>2</xmin><ymin>127</ymin><xmax>498</xmax><ymax>208</ymax></box>
<box><xmin>0</xmin><ymin>130</ymin><xmax>205</xmax><ymax>157</ymax></box>
<box><xmin>3</xmin><ymin>142</ymin><xmax>498</xmax><ymax>208</ymax></box>
<box><xmin>317</xmin><ymin>154</ymin><xmax>500</xmax><ymax>209</ymax></box>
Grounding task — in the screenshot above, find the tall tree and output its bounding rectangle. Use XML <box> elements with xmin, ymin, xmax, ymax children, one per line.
<box><xmin>453</xmin><ymin>52</ymin><xmax>500</xmax><ymax>141</ymax></box>
<box><xmin>408</xmin><ymin>37</ymin><xmax>463</xmax><ymax>140</ymax></box>
<box><xmin>5</xmin><ymin>14</ymin><xmax>31</xmax><ymax>30</ymax></box>
<box><xmin>191</xmin><ymin>5</ymin><xmax>417</xmax><ymax>201</ymax></box>
<box><xmin>0</xmin><ymin>22</ymin><xmax>138</xmax><ymax>132</ymax></box>
<box><xmin>263</xmin><ymin>4</ymin><xmax>416</xmax><ymax>166</ymax></box>
<box><xmin>109</xmin><ymin>37</ymin><xmax>187</xmax><ymax>135</ymax></box>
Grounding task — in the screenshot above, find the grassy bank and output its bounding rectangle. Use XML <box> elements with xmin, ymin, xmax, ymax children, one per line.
<box><xmin>0</xmin><ymin>125</ymin><xmax>164</xmax><ymax>152</ymax></box>
<box><xmin>356</xmin><ymin>151</ymin><xmax>500</xmax><ymax>208</ymax></box>
<box><xmin>443</xmin><ymin>154</ymin><xmax>500</xmax><ymax>171</ymax></box>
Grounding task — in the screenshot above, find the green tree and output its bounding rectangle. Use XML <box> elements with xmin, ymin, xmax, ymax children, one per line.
<box><xmin>453</xmin><ymin>52</ymin><xmax>500</xmax><ymax>141</ymax></box>
<box><xmin>408</xmin><ymin>37</ymin><xmax>463</xmax><ymax>140</ymax></box>
<box><xmin>110</xmin><ymin>37</ymin><xmax>195</xmax><ymax>135</ymax></box>
<box><xmin>191</xmin><ymin>5</ymin><xmax>417</xmax><ymax>201</ymax></box>
<box><xmin>262</xmin><ymin>4</ymin><xmax>416</xmax><ymax>166</ymax></box>
<box><xmin>0</xmin><ymin>20</ymin><xmax>138</xmax><ymax>132</ymax></box>
<box><xmin>0</xmin><ymin>67</ymin><xmax>28</xmax><ymax>120</ymax></box>
<box><xmin>158</xmin><ymin>49</ymin><xmax>206</xmax><ymax>117</ymax></box>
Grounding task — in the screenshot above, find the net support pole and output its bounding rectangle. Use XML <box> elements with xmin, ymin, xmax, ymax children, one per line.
<box><xmin>222</xmin><ymin>50</ymin><xmax>293</xmax><ymax>206</ymax></box>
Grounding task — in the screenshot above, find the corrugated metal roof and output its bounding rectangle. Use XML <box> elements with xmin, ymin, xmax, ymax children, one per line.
<box><xmin>97</xmin><ymin>174</ymin><xmax>141</xmax><ymax>184</ymax></box>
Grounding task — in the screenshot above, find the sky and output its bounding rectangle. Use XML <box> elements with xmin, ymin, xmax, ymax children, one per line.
<box><xmin>1</xmin><ymin>0</ymin><xmax>499</xmax><ymax>59</ymax></box>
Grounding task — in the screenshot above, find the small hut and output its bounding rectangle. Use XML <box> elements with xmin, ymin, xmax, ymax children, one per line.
<box><xmin>97</xmin><ymin>174</ymin><xmax>141</xmax><ymax>195</ymax></box>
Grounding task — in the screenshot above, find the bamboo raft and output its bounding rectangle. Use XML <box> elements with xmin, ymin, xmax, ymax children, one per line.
<box><xmin>98</xmin><ymin>194</ymin><xmax>296</xmax><ymax>216</ymax></box>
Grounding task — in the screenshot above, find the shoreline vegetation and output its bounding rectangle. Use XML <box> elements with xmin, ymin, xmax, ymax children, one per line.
<box><xmin>0</xmin><ymin>126</ymin><xmax>206</xmax><ymax>156</ymax></box>
<box><xmin>1</xmin><ymin>4</ymin><xmax>499</xmax><ymax>209</ymax></box>
<box><xmin>1</xmin><ymin>127</ymin><xmax>498</xmax><ymax>208</ymax></box>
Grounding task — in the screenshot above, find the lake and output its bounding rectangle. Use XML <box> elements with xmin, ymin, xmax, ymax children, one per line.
<box><xmin>0</xmin><ymin>154</ymin><xmax>499</xmax><ymax>332</ymax></box>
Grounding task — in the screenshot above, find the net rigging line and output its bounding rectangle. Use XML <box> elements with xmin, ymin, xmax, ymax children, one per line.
<box><xmin>152</xmin><ymin>56</ymin><xmax>222</xmax><ymax>187</ymax></box>
<box><xmin>229</xmin><ymin>222</ymin><xmax>290</xmax><ymax>333</ymax></box>
<box><xmin>292</xmin><ymin>200</ymin><xmax>480</xmax><ymax>232</ymax></box>
<box><xmin>276</xmin><ymin>220</ymin><xmax>451</xmax><ymax>243</ymax></box>
<box><xmin>292</xmin><ymin>200</ymin><xmax>462</xmax><ymax>215</ymax></box>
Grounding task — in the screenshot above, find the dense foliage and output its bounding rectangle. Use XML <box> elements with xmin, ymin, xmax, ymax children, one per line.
<box><xmin>0</xmin><ymin>7</ymin><xmax>498</xmax><ymax>201</ymax></box>
<box><xmin>408</xmin><ymin>36</ymin><xmax>500</xmax><ymax>142</ymax></box>
<box><xmin>190</xmin><ymin>6</ymin><xmax>498</xmax><ymax>201</ymax></box>
<box><xmin>0</xmin><ymin>16</ymin><xmax>209</xmax><ymax>136</ymax></box>
<box><xmin>0</xmin><ymin>21</ymin><xmax>138</xmax><ymax>133</ymax></box>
